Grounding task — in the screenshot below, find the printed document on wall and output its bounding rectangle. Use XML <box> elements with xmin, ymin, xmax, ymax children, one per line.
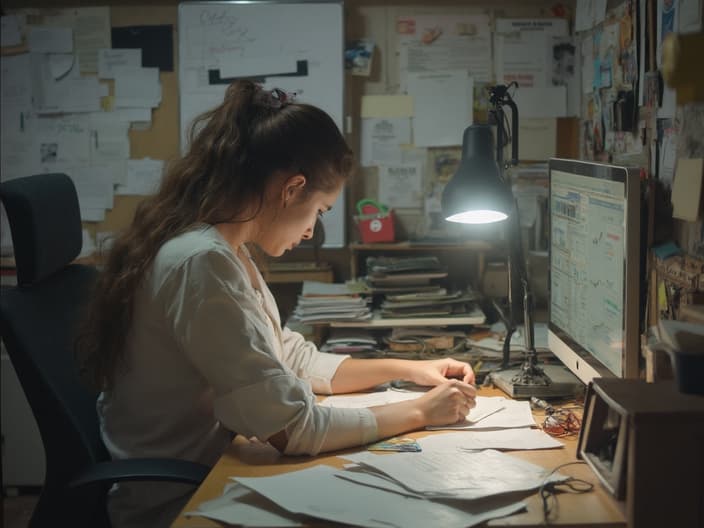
<box><xmin>378</xmin><ymin>162</ymin><xmax>423</xmax><ymax>209</ymax></box>
<box><xmin>407</xmin><ymin>70</ymin><xmax>472</xmax><ymax>147</ymax></box>
<box><xmin>494</xmin><ymin>19</ymin><xmax>569</xmax><ymax>117</ymax></box>
<box><xmin>397</xmin><ymin>14</ymin><xmax>491</xmax><ymax>92</ymax></box>
<box><xmin>360</xmin><ymin>117</ymin><xmax>411</xmax><ymax>166</ymax></box>
<box><xmin>40</xmin><ymin>6</ymin><xmax>111</xmax><ymax>73</ymax></box>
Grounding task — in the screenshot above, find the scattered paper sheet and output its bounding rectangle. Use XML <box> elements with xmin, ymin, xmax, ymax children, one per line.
<box><xmin>340</xmin><ymin>449</ymin><xmax>565</xmax><ymax>501</ymax></box>
<box><xmin>418</xmin><ymin>429</ymin><xmax>563</xmax><ymax>452</ymax></box>
<box><xmin>188</xmin><ymin>482</ymin><xmax>304</xmax><ymax>527</ymax></box>
<box><xmin>427</xmin><ymin>397</ymin><xmax>536</xmax><ymax>430</ymax></box>
<box><xmin>235</xmin><ymin>464</ymin><xmax>526</xmax><ymax>528</ymax></box>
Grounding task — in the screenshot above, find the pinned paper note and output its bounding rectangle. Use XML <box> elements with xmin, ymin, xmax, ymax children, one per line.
<box><xmin>672</xmin><ymin>158</ymin><xmax>703</xmax><ymax>222</ymax></box>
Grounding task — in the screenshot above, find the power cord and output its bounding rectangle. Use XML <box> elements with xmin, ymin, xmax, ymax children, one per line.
<box><xmin>538</xmin><ymin>461</ymin><xmax>594</xmax><ymax>524</ymax></box>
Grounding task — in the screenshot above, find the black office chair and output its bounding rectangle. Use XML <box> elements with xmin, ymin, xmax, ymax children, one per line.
<box><xmin>0</xmin><ymin>173</ymin><xmax>209</xmax><ymax>527</ymax></box>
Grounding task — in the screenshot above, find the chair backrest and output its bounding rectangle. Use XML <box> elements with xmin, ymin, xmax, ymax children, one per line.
<box><xmin>0</xmin><ymin>174</ymin><xmax>106</xmax><ymax>497</ymax></box>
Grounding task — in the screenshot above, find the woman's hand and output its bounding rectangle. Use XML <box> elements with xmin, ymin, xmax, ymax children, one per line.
<box><xmin>417</xmin><ymin>379</ymin><xmax>476</xmax><ymax>426</ymax></box>
<box><xmin>407</xmin><ymin>358</ymin><xmax>475</xmax><ymax>387</ymax></box>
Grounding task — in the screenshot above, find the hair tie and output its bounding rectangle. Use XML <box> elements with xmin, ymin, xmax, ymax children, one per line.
<box><xmin>268</xmin><ymin>87</ymin><xmax>295</xmax><ymax>109</ymax></box>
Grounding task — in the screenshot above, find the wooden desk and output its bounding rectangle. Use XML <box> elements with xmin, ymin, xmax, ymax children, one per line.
<box><xmin>172</xmin><ymin>387</ymin><xmax>625</xmax><ymax>527</ymax></box>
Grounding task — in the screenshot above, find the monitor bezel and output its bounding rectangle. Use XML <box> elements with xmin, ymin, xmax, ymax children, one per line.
<box><xmin>547</xmin><ymin>158</ymin><xmax>642</xmax><ymax>385</ymax></box>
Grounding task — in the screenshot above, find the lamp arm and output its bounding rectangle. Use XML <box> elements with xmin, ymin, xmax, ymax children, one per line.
<box><xmin>505</xmin><ymin>97</ymin><xmax>519</xmax><ymax>167</ymax></box>
<box><xmin>508</xmin><ymin>198</ymin><xmax>536</xmax><ymax>355</ymax></box>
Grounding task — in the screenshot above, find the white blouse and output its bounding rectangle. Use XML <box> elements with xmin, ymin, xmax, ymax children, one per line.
<box><xmin>98</xmin><ymin>225</ymin><xmax>377</xmax><ymax>528</ymax></box>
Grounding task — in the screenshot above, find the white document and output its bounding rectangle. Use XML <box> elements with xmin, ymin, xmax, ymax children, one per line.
<box><xmin>360</xmin><ymin>117</ymin><xmax>411</xmax><ymax>167</ymax></box>
<box><xmin>32</xmin><ymin>55</ymin><xmax>102</xmax><ymax>114</ymax></box>
<box><xmin>1</xmin><ymin>15</ymin><xmax>23</xmax><ymax>47</ymax></box>
<box><xmin>407</xmin><ymin>70</ymin><xmax>472</xmax><ymax>147</ymax></box>
<box><xmin>518</xmin><ymin>118</ymin><xmax>557</xmax><ymax>161</ymax></box>
<box><xmin>235</xmin><ymin>464</ymin><xmax>526</xmax><ymax>528</ymax></box>
<box><xmin>116</xmin><ymin>158</ymin><xmax>164</xmax><ymax>195</ymax></box>
<box><xmin>1</xmin><ymin>54</ymin><xmax>33</xmax><ymax>137</ymax></box>
<box><xmin>574</xmin><ymin>0</ymin><xmax>608</xmax><ymax>32</ymax></box>
<box><xmin>494</xmin><ymin>19</ymin><xmax>569</xmax><ymax>118</ymax></box>
<box><xmin>35</xmin><ymin>117</ymin><xmax>92</xmax><ymax>163</ymax></box>
<box><xmin>397</xmin><ymin>14</ymin><xmax>492</xmax><ymax>89</ymax></box>
<box><xmin>581</xmin><ymin>36</ymin><xmax>594</xmax><ymax>94</ymax></box>
<box><xmin>114</xmin><ymin>67</ymin><xmax>161</xmax><ymax>108</ymax></box>
<box><xmin>27</xmin><ymin>26</ymin><xmax>74</xmax><ymax>53</ymax></box>
<box><xmin>90</xmin><ymin>123</ymin><xmax>131</xmax><ymax>162</ymax></box>
<box><xmin>511</xmin><ymin>85</ymin><xmax>567</xmax><ymax>118</ymax></box>
<box><xmin>340</xmin><ymin>449</ymin><xmax>565</xmax><ymax>500</ymax></box>
<box><xmin>98</xmin><ymin>48</ymin><xmax>142</xmax><ymax>79</ymax></box>
<box><xmin>679</xmin><ymin>0</ymin><xmax>703</xmax><ymax>34</ymax></box>
<box><xmin>428</xmin><ymin>397</ymin><xmax>536</xmax><ymax>431</ymax></box>
<box><xmin>189</xmin><ymin>482</ymin><xmax>304</xmax><ymax>527</ymax></box>
<box><xmin>321</xmin><ymin>391</ymin><xmax>509</xmax><ymax>427</ymax></box>
<box><xmin>320</xmin><ymin>389</ymin><xmax>423</xmax><ymax>409</ymax></box>
<box><xmin>42</xmin><ymin>6</ymin><xmax>111</xmax><ymax>73</ymax></box>
<box><xmin>418</xmin><ymin>429</ymin><xmax>563</xmax><ymax>452</ymax></box>
<box><xmin>378</xmin><ymin>162</ymin><xmax>423</xmax><ymax>209</ymax></box>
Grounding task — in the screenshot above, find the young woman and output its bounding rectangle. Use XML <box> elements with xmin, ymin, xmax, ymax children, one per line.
<box><xmin>77</xmin><ymin>80</ymin><xmax>476</xmax><ymax>527</ymax></box>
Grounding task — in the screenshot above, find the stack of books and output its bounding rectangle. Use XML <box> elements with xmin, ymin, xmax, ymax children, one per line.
<box><xmin>291</xmin><ymin>280</ymin><xmax>372</xmax><ymax>324</ymax></box>
<box><xmin>364</xmin><ymin>256</ymin><xmax>480</xmax><ymax>321</ymax></box>
<box><xmin>365</xmin><ymin>256</ymin><xmax>448</xmax><ymax>294</ymax></box>
<box><xmin>319</xmin><ymin>328</ymin><xmax>379</xmax><ymax>355</ymax></box>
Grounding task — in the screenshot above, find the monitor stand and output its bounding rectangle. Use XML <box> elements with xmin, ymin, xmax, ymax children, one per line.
<box><xmin>490</xmin><ymin>364</ymin><xmax>584</xmax><ymax>399</ymax></box>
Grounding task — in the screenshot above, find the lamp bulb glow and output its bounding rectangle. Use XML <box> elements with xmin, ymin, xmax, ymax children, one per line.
<box><xmin>445</xmin><ymin>209</ymin><xmax>508</xmax><ymax>224</ymax></box>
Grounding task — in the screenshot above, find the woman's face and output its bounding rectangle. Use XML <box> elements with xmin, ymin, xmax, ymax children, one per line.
<box><xmin>257</xmin><ymin>175</ymin><xmax>342</xmax><ymax>257</ymax></box>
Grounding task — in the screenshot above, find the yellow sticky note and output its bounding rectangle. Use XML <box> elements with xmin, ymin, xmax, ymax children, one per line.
<box><xmin>360</xmin><ymin>95</ymin><xmax>413</xmax><ymax>118</ymax></box>
<box><xmin>672</xmin><ymin>158</ymin><xmax>703</xmax><ymax>222</ymax></box>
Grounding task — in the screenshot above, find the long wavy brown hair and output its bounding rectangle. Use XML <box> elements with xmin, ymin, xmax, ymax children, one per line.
<box><xmin>76</xmin><ymin>80</ymin><xmax>354</xmax><ymax>391</ymax></box>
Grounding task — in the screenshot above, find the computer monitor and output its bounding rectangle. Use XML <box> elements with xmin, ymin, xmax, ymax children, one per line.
<box><xmin>547</xmin><ymin>158</ymin><xmax>643</xmax><ymax>385</ymax></box>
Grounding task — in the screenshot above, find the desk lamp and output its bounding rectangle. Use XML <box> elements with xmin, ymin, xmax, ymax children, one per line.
<box><xmin>442</xmin><ymin>85</ymin><xmax>576</xmax><ymax>398</ymax></box>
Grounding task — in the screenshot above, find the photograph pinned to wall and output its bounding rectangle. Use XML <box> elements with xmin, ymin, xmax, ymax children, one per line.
<box><xmin>345</xmin><ymin>39</ymin><xmax>375</xmax><ymax>77</ymax></box>
<box><xmin>551</xmin><ymin>38</ymin><xmax>576</xmax><ymax>86</ymax></box>
<box><xmin>428</xmin><ymin>147</ymin><xmax>461</xmax><ymax>182</ymax></box>
<box><xmin>656</xmin><ymin>0</ymin><xmax>678</xmax><ymax>68</ymax></box>
<box><xmin>583</xmin><ymin>120</ymin><xmax>595</xmax><ymax>160</ymax></box>
<box><xmin>422</xmin><ymin>182</ymin><xmax>449</xmax><ymax>239</ymax></box>
<box><xmin>644</xmin><ymin>71</ymin><xmax>661</xmax><ymax>108</ymax></box>
<box><xmin>473</xmin><ymin>82</ymin><xmax>491</xmax><ymax>122</ymax></box>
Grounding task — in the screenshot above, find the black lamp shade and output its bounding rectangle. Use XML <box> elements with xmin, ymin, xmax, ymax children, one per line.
<box><xmin>442</xmin><ymin>125</ymin><xmax>514</xmax><ymax>224</ymax></box>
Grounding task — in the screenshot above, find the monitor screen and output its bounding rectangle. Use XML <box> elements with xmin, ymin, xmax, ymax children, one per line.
<box><xmin>547</xmin><ymin>159</ymin><xmax>642</xmax><ymax>384</ymax></box>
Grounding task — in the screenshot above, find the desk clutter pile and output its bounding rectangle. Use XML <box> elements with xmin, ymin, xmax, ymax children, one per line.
<box><xmin>187</xmin><ymin>392</ymin><xmax>570</xmax><ymax>527</ymax></box>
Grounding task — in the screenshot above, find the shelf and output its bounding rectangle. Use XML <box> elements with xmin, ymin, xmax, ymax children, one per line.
<box><xmin>327</xmin><ymin>307</ymin><xmax>485</xmax><ymax>328</ymax></box>
<box><xmin>349</xmin><ymin>240</ymin><xmax>495</xmax><ymax>251</ymax></box>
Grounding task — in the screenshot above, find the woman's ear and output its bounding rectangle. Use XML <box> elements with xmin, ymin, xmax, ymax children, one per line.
<box><xmin>282</xmin><ymin>173</ymin><xmax>307</xmax><ymax>205</ymax></box>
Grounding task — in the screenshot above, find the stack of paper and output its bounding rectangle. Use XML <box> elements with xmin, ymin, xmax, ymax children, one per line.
<box><xmin>191</xmin><ymin>464</ymin><xmax>527</xmax><ymax>528</ymax></box>
<box><xmin>291</xmin><ymin>281</ymin><xmax>372</xmax><ymax>324</ymax></box>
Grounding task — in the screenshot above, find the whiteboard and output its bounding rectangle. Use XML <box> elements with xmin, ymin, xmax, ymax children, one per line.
<box><xmin>178</xmin><ymin>1</ymin><xmax>346</xmax><ymax>248</ymax></box>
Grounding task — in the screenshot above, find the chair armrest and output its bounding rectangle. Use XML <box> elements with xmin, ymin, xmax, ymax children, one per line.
<box><xmin>69</xmin><ymin>458</ymin><xmax>210</xmax><ymax>489</ymax></box>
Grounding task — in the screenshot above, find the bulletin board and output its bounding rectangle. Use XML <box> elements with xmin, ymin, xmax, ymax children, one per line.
<box><xmin>178</xmin><ymin>0</ymin><xmax>346</xmax><ymax>248</ymax></box>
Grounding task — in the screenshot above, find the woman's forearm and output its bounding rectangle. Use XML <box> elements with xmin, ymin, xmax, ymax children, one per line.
<box><xmin>329</xmin><ymin>358</ymin><xmax>415</xmax><ymax>393</ymax></box>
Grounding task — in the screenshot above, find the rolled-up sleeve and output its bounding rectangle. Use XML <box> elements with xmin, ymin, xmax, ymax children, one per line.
<box><xmin>161</xmin><ymin>250</ymin><xmax>378</xmax><ymax>455</ymax></box>
<box><xmin>280</xmin><ymin>326</ymin><xmax>349</xmax><ymax>395</ymax></box>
